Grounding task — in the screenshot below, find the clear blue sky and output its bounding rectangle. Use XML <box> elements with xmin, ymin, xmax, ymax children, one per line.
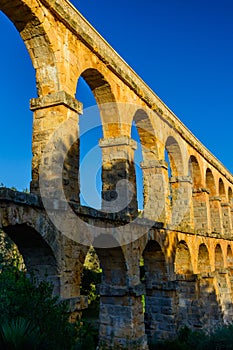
<box><xmin>0</xmin><ymin>0</ymin><xmax>232</xmax><ymax>206</ymax></box>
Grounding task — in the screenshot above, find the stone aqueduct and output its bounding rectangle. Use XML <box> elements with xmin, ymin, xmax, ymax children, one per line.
<box><xmin>1</xmin><ymin>0</ymin><xmax>233</xmax><ymax>349</ymax></box>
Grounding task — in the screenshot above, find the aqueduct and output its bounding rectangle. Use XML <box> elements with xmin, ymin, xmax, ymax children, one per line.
<box><xmin>1</xmin><ymin>0</ymin><xmax>233</xmax><ymax>348</ymax></box>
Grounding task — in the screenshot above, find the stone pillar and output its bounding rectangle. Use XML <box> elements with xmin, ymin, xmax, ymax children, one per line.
<box><xmin>99</xmin><ymin>136</ymin><xmax>138</xmax><ymax>217</ymax></box>
<box><xmin>175</xmin><ymin>274</ymin><xmax>201</xmax><ymax>330</ymax></box>
<box><xmin>197</xmin><ymin>273</ymin><xmax>223</xmax><ymax>329</ymax></box>
<box><xmin>58</xmin><ymin>235</ymin><xmax>88</xmax><ymax>321</ymax></box>
<box><xmin>140</xmin><ymin>160</ymin><xmax>170</xmax><ymax>223</ymax></box>
<box><xmin>169</xmin><ymin>176</ymin><xmax>193</xmax><ymax>232</ymax></box>
<box><xmin>214</xmin><ymin>270</ymin><xmax>233</xmax><ymax>323</ymax></box>
<box><xmin>144</xmin><ymin>280</ymin><xmax>178</xmax><ymax>342</ymax></box>
<box><xmin>192</xmin><ymin>188</ymin><xmax>211</xmax><ymax>234</ymax></box>
<box><xmin>30</xmin><ymin>91</ymin><xmax>82</xmax><ymax>202</ymax></box>
<box><xmin>209</xmin><ymin>197</ymin><xmax>222</xmax><ymax>234</ymax></box>
<box><xmin>98</xmin><ymin>284</ymin><xmax>148</xmax><ymax>350</ymax></box>
<box><xmin>221</xmin><ymin>202</ymin><xmax>232</xmax><ymax>237</ymax></box>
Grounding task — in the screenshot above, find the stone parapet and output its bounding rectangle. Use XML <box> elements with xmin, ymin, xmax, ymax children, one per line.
<box><xmin>0</xmin><ymin>188</ymin><xmax>42</xmax><ymax>208</ymax></box>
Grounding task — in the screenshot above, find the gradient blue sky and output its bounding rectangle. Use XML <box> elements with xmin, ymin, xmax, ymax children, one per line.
<box><xmin>0</xmin><ymin>0</ymin><xmax>232</xmax><ymax>205</ymax></box>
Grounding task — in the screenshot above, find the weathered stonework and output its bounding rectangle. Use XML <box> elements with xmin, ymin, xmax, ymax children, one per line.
<box><xmin>1</xmin><ymin>0</ymin><xmax>233</xmax><ymax>349</ymax></box>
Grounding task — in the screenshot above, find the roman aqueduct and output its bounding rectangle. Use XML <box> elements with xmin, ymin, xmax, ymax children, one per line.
<box><xmin>1</xmin><ymin>0</ymin><xmax>233</xmax><ymax>348</ymax></box>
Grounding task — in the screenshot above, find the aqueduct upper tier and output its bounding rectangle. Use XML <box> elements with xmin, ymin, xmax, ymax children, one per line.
<box><xmin>1</xmin><ymin>0</ymin><xmax>233</xmax><ymax>349</ymax></box>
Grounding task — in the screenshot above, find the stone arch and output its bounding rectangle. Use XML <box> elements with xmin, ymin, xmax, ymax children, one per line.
<box><xmin>77</xmin><ymin>69</ymin><xmax>138</xmax><ymax>214</ymax></box>
<box><xmin>0</xmin><ymin>12</ymin><xmax>35</xmax><ymax>190</ymax></box>
<box><xmin>0</xmin><ymin>0</ymin><xmax>59</xmax><ymax>96</ymax></box>
<box><xmin>227</xmin><ymin>245</ymin><xmax>233</xmax><ymax>267</ymax></box>
<box><xmin>175</xmin><ymin>240</ymin><xmax>193</xmax><ymax>274</ymax></box>
<box><xmin>206</xmin><ymin>169</ymin><xmax>220</xmax><ymax>233</ymax></box>
<box><xmin>219</xmin><ymin>179</ymin><xmax>231</xmax><ymax>235</ymax></box>
<box><xmin>131</xmin><ymin>120</ymin><xmax>144</xmax><ymax>210</ymax></box>
<box><xmin>189</xmin><ymin>155</ymin><xmax>202</xmax><ymax>187</ymax></box>
<box><xmin>3</xmin><ymin>224</ymin><xmax>60</xmax><ymax>294</ymax></box>
<box><xmin>198</xmin><ymin>243</ymin><xmax>211</xmax><ymax>273</ymax></box>
<box><xmin>228</xmin><ymin>187</ymin><xmax>233</xmax><ymax>203</ymax></box>
<box><xmin>143</xmin><ymin>240</ymin><xmax>167</xmax><ymax>281</ymax></box>
<box><xmin>228</xmin><ymin>187</ymin><xmax>233</xmax><ymax>230</ymax></box>
<box><xmin>219</xmin><ymin>178</ymin><xmax>226</xmax><ymax>200</ymax></box>
<box><xmin>133</xmin><ymin>109</ymin><xmax>158</xmax><ymax>160</ymax></box>
<box><xmin>76</xmin><ymin>75</ymin><xmax>103</xmax><ymax>209</ymax></box>
<box><xmin>165</xmin><ymin>137</ymin><xmax>191</xmax><ymax>230</ymax></box>
<box><xmin>1</xmin><ymin>0</ymin><xmax>77</xmax><ymax>196</ymax></box>
<box><xmin>78</xmin><ymin>68</ymin><xmax>119</xmax><ymax>138</ymax></box>
<box><xmin>215</xmin><ymin>244</ymin><xmax>224</xmax><ymax>270</ymax></box>
<box><xmin>165</xmin><ymin>136</ymin><xmax>184</xmax><ymax>177</ymax></box>
<box><xmin>189</xmin><ymin>156</ymin><xmax>206</xmax><ymax>232</ymax></box>
<box><xmin>206</xmin><ymin>168</ymin><xmax>216</xmax><ymax>195</ymax></box>
<box><xmin>131</xmin><ymin>109</ymin><xmax>159</xmax><ymax>211</ymax></box>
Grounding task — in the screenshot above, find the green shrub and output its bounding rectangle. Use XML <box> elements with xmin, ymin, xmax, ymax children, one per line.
<box><xmin>0</xmin><ymin>266</ymin><xmax>77</xmax><ymax>350</ymax></box>
<box><xmin>0</xmin><ymin>317</ymin><xmax>48</xmax><ymax>350</ymax></box>
<box><xmin>75</xmin><ymin>319</ymin><xmax>98</xmax><ymax>350</ymax></box>
<box><xmin>152</xmin><ymin>324</ymin><xmax>233</xmax><ymax>350</ymax></box>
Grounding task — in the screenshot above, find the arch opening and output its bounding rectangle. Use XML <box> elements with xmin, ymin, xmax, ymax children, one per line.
<box><xmin>76</xmin><ymin>73</ymin><xmax>104</xmax><ymax>209</ymax></box>
<box><xmin>227</xmin><ymin>245</ymin><xmax>233</xmax><ymax>267</ymax></box>
<box><xmin>3</xmin><ymin>224</ymin><xmax>59</xmax><ymax>294</ymax></box>
<box><xmin>81</xmin><ymin>246</ymin><xmax>102</xmax><ymax>322</ymax></box>
<box><xmin>189</xmin><ymin>156</ymin><xmax>201</xmax><ymax>188</ymax></box>
<box><xmin>165</xmin><ymin>136</ymin><xmax>183</xmax><ymax>178</ymax></box>
<box><xmin>219</xmin><ymin>178</ymin><xmax>226</xmax><ymax>200</ymax></box>
<box><xmin>132</xmin><ymin>109</ymin><xmax>158</xmax><ymax>213</ymax></box>
<box><xmin>228</xmin><ymin>187</ymin><xmax>233</xmax><ymax>204</ymax></box>
<box><xmin>131</xmin><ymin>120</ymin><xmax>144</xmax><ymax>210</ymax></box>
<box><xmin>198</xmin><ymin>244</ymin><xmax>211</xmax><ymax>273</ymax></box>
<box><xmin>0</xmin><ymin>12</ymin><xmax>36</xmax><ymax>191</ymax></box>
<box><xmin>215</xmin><ymin>244</ymin><xmax>224</xmax><ymax>270</ymax></box>
<box><xmin>175</xmin><ymin>241</ymin><xmax>193</xmax><ymax>275</ymax></box>
<box><xmin>206</xmin><ymin>169</ymin><xmax>219</xmax><ymax>233</ymax></box>
<box><xmin>206</xmin><ymin>169</ymin><xmax>216</xmax><ymax>196</ymax></box>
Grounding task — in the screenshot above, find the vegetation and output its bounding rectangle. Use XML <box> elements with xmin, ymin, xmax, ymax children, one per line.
<box><xmin>81</xmin><ymin>247</ymin><xmax>101</xmax><ymax>321</ymax></box>
<box><xmin>152</xmin><ymin>325</ymin><xmax>233</xmax><ymax>350</ymax></box>
<box><xmin>0</xmin><ymin>230</ymin><xmax>23</xmax><ymax>269</ymax></box>
<box><xmin>0</xmin><ymin>264</ymin><xmax>100</xmax><ymax>349</ymax></box>
<box><xmin>0</xmin><ymin>265</ymin><xmax>78</xmax><ymax>349</ymax></box>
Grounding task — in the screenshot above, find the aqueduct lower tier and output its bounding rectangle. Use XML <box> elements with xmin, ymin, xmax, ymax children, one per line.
<box><xmin>1</xmin><ymin>189</ymin><xmax>233</xmax><ymax>349</ymax></box>
<box><xmin>1</xmin><ymin>0</ymin><xmax>233</xmax><ymax>348</ymax></box>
